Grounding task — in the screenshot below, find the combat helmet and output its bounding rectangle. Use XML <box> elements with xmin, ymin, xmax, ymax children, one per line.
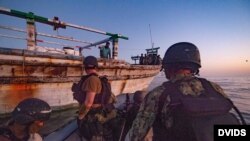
<box><xmin>84</xmin><ymin>56</ymin><xmax>98</xmax><ymax>68</ymax></box>
<box><xmin>12</xmin><ymin>98</ymin><xmax>52</xmax><ymax>125</ymax></box>
<box><xmin>162</xmin><ymin>42</ymin><xmax>201</xmax><ymax>72</ymax></box>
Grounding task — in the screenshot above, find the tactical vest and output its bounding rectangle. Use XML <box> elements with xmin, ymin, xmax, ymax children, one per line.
<box><xmin>0</xmin><ymin>127</ymin><xmax>29</xmax><ymax>141</ymax></box>
<box><xmin>74</xmin><ymin>75</ymin><xmax>116</xmax><ymax>141</ymax></box>
<box><xmin>72</xmin><ymin>74</ymin><xmax>115</xmax><ymax>111</ymax></box>
<box><xmin>153</xmin><ymin>77</ymin><xmax>242</xmax><ymax>141</ymax></box>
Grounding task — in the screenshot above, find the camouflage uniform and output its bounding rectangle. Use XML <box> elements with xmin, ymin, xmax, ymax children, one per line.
<box><xmin>129</xmin><ymin>73</ymin><xmax>227</xmax><ymax>141</ymax></box>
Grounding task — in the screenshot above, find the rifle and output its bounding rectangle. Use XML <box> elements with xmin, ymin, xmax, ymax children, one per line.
<box><xmin>118</xmin><ymin>93</ymin><xmax>130</xmax><ymax>141</ymax></box>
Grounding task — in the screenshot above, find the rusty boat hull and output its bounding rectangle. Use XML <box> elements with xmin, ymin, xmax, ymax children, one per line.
<box><xmin>0</xmin><ymin>47</ymin><xmax>160</xmax><ymax>114</ymax></box>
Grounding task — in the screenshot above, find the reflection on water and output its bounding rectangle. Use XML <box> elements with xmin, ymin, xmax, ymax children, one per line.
<box><xmin>40</xmin><ymin>107</ymin><xmax>78</xmax><ymax>136</ymax></box>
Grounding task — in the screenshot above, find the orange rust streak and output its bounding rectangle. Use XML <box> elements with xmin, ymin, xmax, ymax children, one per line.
<box><xmin>3</xmin><ymin>84</ymin><xmax>38</xmax><ymax>110</ymax></box>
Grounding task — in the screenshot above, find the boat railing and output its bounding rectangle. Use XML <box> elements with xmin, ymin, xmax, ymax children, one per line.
<box><xmin>131</xmin><ymin>47</ymin><xmax>162</xmax><ymax>65</ymax></box>
<box><xmin>0</xmin><ymin>24</ymin><xmax>88</xmax><ymax>55</ymax></box>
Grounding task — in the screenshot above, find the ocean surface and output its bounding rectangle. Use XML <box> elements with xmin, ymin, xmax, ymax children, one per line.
<box><xmin>148</xmin><ymin>72</ymin><xmax>250</xmax><ymax>124</ymax></box>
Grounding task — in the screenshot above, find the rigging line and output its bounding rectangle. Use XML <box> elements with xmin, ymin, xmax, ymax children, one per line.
<box><xmin>0</xmin><ymin>34</ymin><xmax>87</xmax><ymax>49</ymax></box>
<box><xmin>0</xmin><ymin>25</ymin><xmax>92</xmax><ymax>44</ymax></box>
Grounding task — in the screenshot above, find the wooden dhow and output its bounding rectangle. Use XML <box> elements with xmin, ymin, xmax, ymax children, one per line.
<box><xmin>0</xmin><ymin>7</ymin><xmax>161</xmax><ymax>114</ymax></box>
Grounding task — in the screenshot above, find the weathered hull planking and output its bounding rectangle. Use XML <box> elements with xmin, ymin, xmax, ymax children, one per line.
<box><xmin>0</xmin><ymin>47</ymin><xmax>160</xmax><ymax>114</ymax></box>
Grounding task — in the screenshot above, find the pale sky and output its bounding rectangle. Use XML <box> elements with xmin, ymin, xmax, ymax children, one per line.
<box><xmin>0</xmin><ymin>0</ymin><xmax>249</xmax><ymax>77</ymax></box>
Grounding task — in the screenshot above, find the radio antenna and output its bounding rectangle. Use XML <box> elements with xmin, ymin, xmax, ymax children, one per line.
<box><xmin>149</xmin><ymin>24</ymin><xmax>154</xmax><ymax>48</ymax></box>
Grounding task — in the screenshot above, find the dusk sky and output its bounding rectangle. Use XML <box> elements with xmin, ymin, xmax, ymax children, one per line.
<box><xmin>0</xmin><ymin>0</ymin><xmax>249</xmax><ymax>77</ymax></box>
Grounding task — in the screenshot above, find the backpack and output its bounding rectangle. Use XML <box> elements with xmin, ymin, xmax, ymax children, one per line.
<box><xmin>155</xmin><ymin>78</ymin><xmax>244</xmax><ymax>141</ymax></box>
<box><xmin>71</xmin><ymin>74</ymin><xmax>114</xmax><ymax>111</ymax></box>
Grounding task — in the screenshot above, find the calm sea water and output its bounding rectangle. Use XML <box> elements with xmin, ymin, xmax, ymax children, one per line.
<box><xmin>147</xmin><ymin>72</ymin><xmax>250</xmax><ymax>124</ymax></box>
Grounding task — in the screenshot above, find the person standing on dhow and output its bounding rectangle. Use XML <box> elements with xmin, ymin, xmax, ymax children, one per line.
<box><xmin>129</xmin><ymin>42</ymin><xmax>241</xmax><ymax>141</ymax></box>
<box><xmin>0</xmin><ymin>98</ymin><xmax>52</xmax><ymax>141</ymax></box>
<box><xmin>99</xmin><ymin>42</ymin><xmax>111</xmax><ymax>59</ymax></box>
<box><xmin>74</xmin><ymin>56</ymin><xmax>116</xmax><ymax>141</ymax></box>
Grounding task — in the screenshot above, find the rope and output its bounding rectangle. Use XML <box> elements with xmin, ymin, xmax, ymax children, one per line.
<box><xmin>0</xmin><ymin>33</ymin><xmax>85</xmax><ymax>49</ymax></box>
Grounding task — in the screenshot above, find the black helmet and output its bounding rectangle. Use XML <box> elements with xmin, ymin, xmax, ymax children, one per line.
<box><xmin>133</xmin><ymin>91</ymin><xmax>146</xmax><ymax>104</ymax></box>
<box><xmin>12</xmin><ymin>98</ymin><xmax>51</xmax><ymax>125</ymax></box>
<box><xmin>84</xmin><ymin>56</ymin><xmax>98</xmax><ymax>68</ymax></box>
<box><xmin>163</xmin><ymin>42</ymin><xmax>201</xmax><ymax>70</ymax></box>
